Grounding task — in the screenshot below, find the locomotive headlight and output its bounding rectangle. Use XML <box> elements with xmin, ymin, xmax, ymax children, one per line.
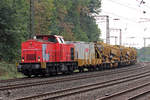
<box><xmin>22</xmin><ymin>57</ymin><xmax>24</xmax><ymax>62</ymax></box>
<box><xmin>38</xmin><ymin>56</ymin><xmax>40</xmax><ymax>62</ymax></box>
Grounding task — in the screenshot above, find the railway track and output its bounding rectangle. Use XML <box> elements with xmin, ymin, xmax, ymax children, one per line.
<box><xmin>0</xmin><ymin>63</ymin><xmax>140</xmax><ymax>84</ymax></box>
<box><xmin>0</xmin><ymin>77</ymin><xmax>38</xmax><ymax>84</ymax></box>
<box><xmin>16</xmin><ymin>65</ymin><xmax>150</xmax><ymax>100</ymax></box>
<box><xmin>128</xmin><ymin>90</ymin><xmax>150</xmax><ymax>100</ymax></box>
<box><xmin>0</xmin><ymin>63</ymin><xmax>146</xmax><ymax>91</ymax></box>
<box><xmin>97</xmin><ymin>80</ymin><xmax>150</xmax><ymax>100</ymax></box>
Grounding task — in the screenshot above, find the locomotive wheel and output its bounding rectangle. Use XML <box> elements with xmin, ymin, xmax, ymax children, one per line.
<box><xmin>49</xmin><ymin>71</ymin><xmax>57</xmax><ymax>76</ymax></box>
<box><xmin>88</xmin><ymin>67</ymin><xmax>92</xmax><ymax>72</ymax></box>
<box><xmin>96</xmin><ymin>65</ymin><xmax>101</xmax><ymax>71</ymax></box>
<box><xmin>103</xmin><ymin>63</ymin><xmax>106</xmax><ymax>69</ymax></box>
<box><xmin>24</xmin><ymin>70</ymin><xmax>31</xmax><ymax>77</ymax></box>
<box><xmin>27</xmin><ymin>74</ymin><xmax>31</xmax><ymax>78</ymax></box>
<box><xmin>53</xmin><ymin>71</ymin><xmax>57</xmax><ymax>76</ymax></box>
<box><xmin>68</xmin><ymin>66</ymin><xmax>74</xmax><ymax>74</ymax></box>
<box><xmin>34</xmin><ymin>74</ymin><xmax>38</xmax><ymax>77</ymax></box>
<box><xmin>79</xmin><ymin>67</ymin><xmax>84</xmax><ymax>72</ymax></box>
<box><xmin>96</xmin><ymin>66</ymin><xmax>98</xmax><ymax>71</ymax></box>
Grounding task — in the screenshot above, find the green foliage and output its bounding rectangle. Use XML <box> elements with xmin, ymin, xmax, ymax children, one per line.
<box><xmin>137</xmin><ymin>47</ymin><xmax>150</xmax><ymax>62</ymax></box>
<box><xmin>34</xmin><ymin>0</ymin><xmax>101</xmax><ymax>41</ymax></box>
<box><xmin>0</xmin><ymin>0</ymin><xmax>29</xmax><ymax>62</ymax></box>
<box><xmin>0</xmin><ymin>62</ymin><xmax>24</xmax><ymax>80</ymax></box>
<box><xmin>34</xmin><ymin>0</ymin><xmax>54</xmax><ymax>34</ymax></box>
<box><xmin>0</xmin><ymin>0</ymin><xmax>101</xmax><ymax>62</ymax></box>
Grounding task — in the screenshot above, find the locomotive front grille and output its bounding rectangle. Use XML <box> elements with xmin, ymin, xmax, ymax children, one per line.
<box><xmin>26</xmin><ymin>54</ymin><xmax>36</xmax><ymax>61</ymax></box>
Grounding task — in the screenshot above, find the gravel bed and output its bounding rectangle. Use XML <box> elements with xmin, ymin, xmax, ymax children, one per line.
<box><xmin>58</xmin><ymin>75</ymin><xmax>150</xmax><ymax>100</ymax></box>
<box><xmin>0</xmin><ymin>63</ymin><xmax>148</xmax><ymax>100</ymax></box>
<box><xmin>134</xmin><ymin>93</ymin><xmax>150</xmax><ymax>100</ymax></box>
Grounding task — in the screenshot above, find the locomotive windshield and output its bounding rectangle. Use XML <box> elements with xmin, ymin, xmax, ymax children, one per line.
<box><xmin>36</xmin><ymin>35</ymin><xmax>58</xmax><ymax>43</ymax></box>
<box><xmin>48</xmin><ymin>37</ymin><xmax>58</xmax><ymax>43</ymax></box>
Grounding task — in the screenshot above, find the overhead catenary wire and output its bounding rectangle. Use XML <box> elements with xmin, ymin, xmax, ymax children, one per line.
<box><xmin>100</xmin><ymin>0</ymin><xmax>142</xmax><ymax>23</ymax></box>
<box><xmin>136</xmin><ymin>0</ymin><xmax>150</xmax><ymax>9</ymax></box>
<box><xmin>97</xmin><ymin>11</ymin><xmax>138</xmax><ymax>23</ymax></box>
<box><xmin>97</xmin><ymin>0</ymin><xmax>150</xmax><ymax>48</ymax></box>
<box><xmin>105</xmin><ymin>0</ymin><xmax>141</xmax><ymax>11</ymax></box>
<box><xmin>105</xmin><ymin>0</ymin><xmax>150</xmax><ymax>15</ymax></box>
<box><xmin>97</xmin><ymin>0</ymin><xmax>150</xmax><ymax>24</ymax></box>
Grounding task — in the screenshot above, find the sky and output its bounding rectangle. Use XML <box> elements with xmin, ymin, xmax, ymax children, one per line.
<box><xmin>97</xmin><ymin>0</ymin><xmax>150</xmax><ymax>48</ymax></box>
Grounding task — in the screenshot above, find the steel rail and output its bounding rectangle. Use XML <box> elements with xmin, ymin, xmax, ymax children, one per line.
<box><xmin>98</xmin><ymin>80</ymin><xmax>150</xmax><ymax>100</ymax></box>
<box><xmin>0</xmin><ymin>64</ymin><xmax>144</xmax><ymax>91</ymax></box>
<box><xmin>16</xmin><ymin>67</ymin><xmax>150</xmax><ymax>100</ymax></box>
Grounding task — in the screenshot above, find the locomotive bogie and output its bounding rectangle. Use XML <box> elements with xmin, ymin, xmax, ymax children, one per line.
<box><xmin>18</xmin><ymin>62</ymin><xmax>78</xmax><ymax>77</ymax></box>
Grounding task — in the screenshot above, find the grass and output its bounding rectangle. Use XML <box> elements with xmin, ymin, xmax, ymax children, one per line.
<box><xmin>0</xmin><ymin>61</ymin><xmax>24</xmax><ymax>80</ymax></box>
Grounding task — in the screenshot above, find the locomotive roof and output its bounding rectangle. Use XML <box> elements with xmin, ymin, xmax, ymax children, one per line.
<box><xmin>36</xmin><ymin>34</ymin><xmax>63</xmax><ymax>38</ymax></box>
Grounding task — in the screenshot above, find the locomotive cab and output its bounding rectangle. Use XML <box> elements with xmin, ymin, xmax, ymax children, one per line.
<box><xmin>35</xmin><ymin>35</ymin><xmax>65</xmax><ymax>44</ymax></box>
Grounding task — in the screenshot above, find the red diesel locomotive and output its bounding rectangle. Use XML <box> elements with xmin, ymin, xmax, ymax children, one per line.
<box><xmin>18</xmin><ymin>35</ymin><xmax>77</xmax><ymax>77</ymax></box>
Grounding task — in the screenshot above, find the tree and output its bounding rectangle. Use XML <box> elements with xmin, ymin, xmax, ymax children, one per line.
<box><xmin>0</xmin><ymin>0</ymin><xmax>29</xmax><ymax>62</ymax></box>
<box><xmin>0</xmin><ymin>0</ymin><xmax>102</xmax><ymax>62</ymax></box>
<box><xmin>34</xmin><ymin>0</ymin><xmax>101</xmax><ymax>41</ymax></box>
<box><xmin>34</xmin><ymin>0</ymin><xmax>54</xmax><ymax>35</ymax></box>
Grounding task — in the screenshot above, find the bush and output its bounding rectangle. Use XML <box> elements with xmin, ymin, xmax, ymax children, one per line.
<box><xmin>0</xmin><ymin>62</ymin><xmax>24</xmax><ymax>80</ymax></box>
